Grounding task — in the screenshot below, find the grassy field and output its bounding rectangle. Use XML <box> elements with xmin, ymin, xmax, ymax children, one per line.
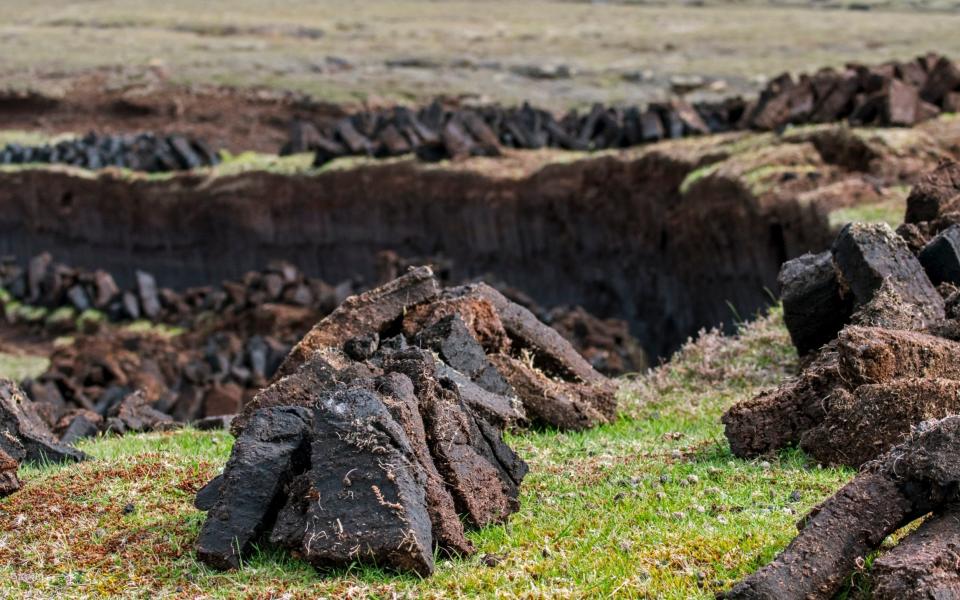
<box><xmin>3</xmin><ymin>1</ymin><xmax>960</xmax><ymax>108</ymax></box>
<box><xmin>0</xmin><ymin>352</ymin><xmax>48</xmax><ymax>382</ymax></box>
<box><xmin>586</xmin><ymin>0</ymin><xmax>960</xmax><ymax>8</ymax></box>
<box><xmin>828</xmin><ymin>192</ymin><xmax>908</xmax><ymax>230</ymax></box>
<box><xmin>0</xmin><ymin>307</ymin><xmax>862</xmax><ymax>599</ymax></box>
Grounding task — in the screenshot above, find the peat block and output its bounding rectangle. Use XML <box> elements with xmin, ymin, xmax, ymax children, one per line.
<box><xmin>0</xmin><ymin>448</ymin><xmax>20</xmax><ymax>497</ymax></box>
<box><xmin>919</xmin><ymin>223</ymin><xmax>960</xmax><ymax>286</ymax></box>
<box><xmin>778</xmin><ymin>251</ymin><xmax>852</xmax><ymax>355</ymax></box>
<box><xmin>723</xmin><ymin>326</ymin><xmax>960</xmax><ymax>464</ymax></box>
<box><xmin>871</xmin><ymin>503</ymin><xmax>960</xmax><ymax>599</ymax></box>
<box><xmin>722</xmin><ymin>416</ymin><xmax>960</xmax><ymax>599</ymax></box>
<box><xmin>904</xmin><ymin>160</ymin><xmax>960</xmax><ymax>225</ymax></box>
<box><xmin>831</xmin><ymin>222</ymin><xmax>943</xmax><ymax>325</ymax></box>
<box><xmin>197</xmin><ymin>269</ymin><xmax>619</xmax><ymax>576</ymax></box>
<box><xmin>196</xmin><ymin>345</ymin><xmax>527</xmax><ymax>575</ymax></box>
<box><xmin>0</xmin><ymin>378</ymin><xmax>86</xmax><ymax>464</ymax></box>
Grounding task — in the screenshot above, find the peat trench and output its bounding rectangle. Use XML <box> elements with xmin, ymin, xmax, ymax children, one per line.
<box><xmin>0</xmin><ymin>140</ymin><xmax>835</xmax><ymax>362</ymax></box>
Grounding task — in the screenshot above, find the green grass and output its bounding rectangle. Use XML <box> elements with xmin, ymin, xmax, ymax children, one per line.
<box><xmin>120</xmin><ymin>320</ymin><xmax>186</xmax><ymax>339</ymax></box>
<box><xmin>0</xmin><ymin>130</ymin><xmax>69</xmax><ymax>148</ymax></box>
<box><xmin>742</xmin><ymin>164</ymin><xmax>820</xmax><ymax>196</ymax></box>
<box><xmin>215</xmin><ymin>150</ymin><xmax>316</xmax><ymax>175</ymax></box>
<box><xmin>679</xmin><ymin>163</ymin><xmax>721</xmax><ymax>195</ymax></box>
<box><xmin>0</xmin><ymin>307</ymin><xmax>855</xmax><ymax>598</ymax></box>
<box><xmin>828</xmin><ymin>193</ymin><xmax>907</xmax><ymax>230</ymax></box>
<box><xmin>0</xmin><ymin>352</ymin><xmax>49</xmax><ymax>380</ymax></box>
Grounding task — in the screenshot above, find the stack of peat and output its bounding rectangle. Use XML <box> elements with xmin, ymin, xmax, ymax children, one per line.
<box><xmin>282</xmin><ymin>98</ymin><xmax>720</xmax><ymax>165</ymax></box>
<box><xmin>0</xmin><ymin>378</ymin><xmax>87</xmax><ymax>498</ymax></box>
<box><xmin>285</xmin><ymin>53</ymin><xmax>960</xmax><ymax>166</ymax></box>
<box><xmin>0</xmin><ymin>254</ymin><xmax>354</xmax><ymax>332</ymax></box>
<box><xmin>24</xmin><ymin>326</ymin><xmax>294</xmax><ymax>442</ymax></box>
<box><xmin>739</xmin><ymin>52</ymin><xmax>958</xmax><ymax>132</ymax></box>
<box><xmin>0</xmin><ymin>132</ymin><xmax>219</xmax><ymax>172</ymax></box>
<box><xmin>545</xmin><ymin>305</ymin><xmax>648</xmax><ymax>376</ymax></box>
<box><xmin>194</xmin><ymin>266</ymin><xmax>616</xmax><ymax>574</ymax></box>
<box><xmin>721</xmin><ymin>161</ymin><xmax>960</xmax><ymax>598</ymax></box>
<box><xmin>722</xmin><ymin>416</ymin><xmax>960</xmax><ymax>599</ymax></box>
<box><xmin>5</xmin><ymin>257</ymin><xmax>360</xmax><ymax>440</ymax></box>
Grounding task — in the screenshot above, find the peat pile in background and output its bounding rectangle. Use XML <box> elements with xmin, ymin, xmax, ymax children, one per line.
<box><xmin>285</xmin><ymin>53</ymin><xmax>957</xmax><ymax>165</ymax></box>
<box><xmin>2</xmin><ymin>250</ymin><xmax>643</xmax><ymax>377</ymax></box>
<box><xmin>0</xmin><ymin>132</ymin><xmax>219</xmax><ymax>172</ymax></box>
<box><xmin>8</xmin><ymin>256</ymin><xmax>348</xmax><ymax>438</ymax></box>
<box><xmin>722</xmin><ymin>415</ymin><xmax>960</xmax><ymax>599</ymax></box>
<box><xmin>723</xmin><ymin>162</ymin><xmax>960</xmax><ymax>469</ymax></box>
<box><xmin>544</xmin><ymin>304</ymin><xmax>648</xmax><ymax>376</ymax></box>
<box><xmin>0</xmin><ymin>253</ymin><xmax>356</xmax><ymax>332</ymax></box>
<box><xmin>194</xmin><ymin>267</ymin><xmax>616</xmax><ymax>574</ymax></box>
<box><xmin>27</xmin><ymin>327</ymin><xmax>290</xmax><ymax>440</ymax></box>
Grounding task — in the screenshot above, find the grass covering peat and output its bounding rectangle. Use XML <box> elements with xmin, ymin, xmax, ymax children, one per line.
<box><xmin>0</xmin><ymin>307</ymin><xmax>856</xmax><ymax>599</ymax></box>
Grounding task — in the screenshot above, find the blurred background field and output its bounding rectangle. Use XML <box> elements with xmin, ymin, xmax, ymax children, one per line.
<box><xmin>3</xmin><ymin>0</ymin><xmax>960</xmax><ymax>108</ymax></box>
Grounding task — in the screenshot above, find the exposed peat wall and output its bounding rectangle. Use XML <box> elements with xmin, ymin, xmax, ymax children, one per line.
<box><xmin>0</xmin><ymin>148</ymin><xmax>830</xmax><ymax>358</ymax></box>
